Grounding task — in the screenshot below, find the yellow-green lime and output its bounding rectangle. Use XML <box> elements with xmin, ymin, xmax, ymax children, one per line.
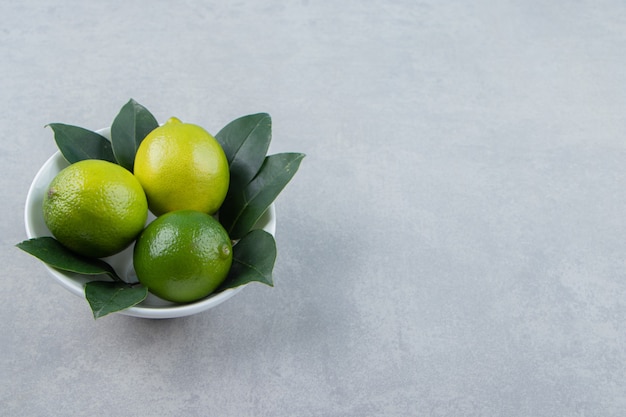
<box><xmin>43</xmin><ymin>159</ymin><xmax>148</xmax><ymax>258</ymax></box>
<box><xmin>133</xmin><ymin>117</ymin><xmax>230</xmax><ymax>216</ymax></box>
<box><xmin>133</xmin><ymin>210</ymin><xmax>233</xmax><ymax>303</ymax></box>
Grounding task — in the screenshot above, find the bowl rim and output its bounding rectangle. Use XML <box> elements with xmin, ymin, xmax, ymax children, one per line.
<box><xmin>24</xmin><ymin>136</ymin><xmax>276</xmax><ymax>319</ymax></box>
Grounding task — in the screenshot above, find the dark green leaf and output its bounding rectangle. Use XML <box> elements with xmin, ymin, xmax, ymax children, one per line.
<box><xmin>216</xmin><ymin>113</ymin><xmax>272</xmax><ymax>189</ymax></box>
<box><xmin>110</xmin><ymin>98</ymin><xmax>159</xmax><ymax>171</ymax></box>
<box><xmin>217</xmin><ymin>229</ymin><xmax>276</xmax><ymax>291</ymax></box>
<box><xmin>85</xmin><ymin>281</ymin><xmax>148</xmax><ymax>319</ymax></box>
<box><xmin>47</xmin><ymin>123</ymin><xmax>116</xmax><ymax>164</ymax></box>
<box><xmin>16</xmin><ymin>237</ymin><xmax>122</xmax><ymax>281</ymax></box>
<box><xmin>220</xmin><ymin>152</ymin><xmax>305</xmax><ymax>239</ymax></box>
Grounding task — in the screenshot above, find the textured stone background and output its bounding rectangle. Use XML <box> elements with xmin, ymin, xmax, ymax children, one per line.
<box><xmin>2</xmin><ymin>1</ymin><xmax>626</xmax><ymax>416</ymax></box>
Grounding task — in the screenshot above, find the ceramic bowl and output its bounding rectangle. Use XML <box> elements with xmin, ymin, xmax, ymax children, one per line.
<box><xmin>23</xmin><ymin>129</ymin><xmax>276</xmax><ymax>319</ymax></box>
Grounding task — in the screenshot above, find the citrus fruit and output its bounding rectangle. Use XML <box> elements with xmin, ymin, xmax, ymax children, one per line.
<box><xmin>43</xmin><ymin>159</ymin><xmax>148</xmax><ymax>258</ymax></box>
<box><xmin>133</xmin><ymin>210</ymin><xmax>233</xmax><ymax>303</ymax></box>
<box><xmin>133</xmin><ymin>117</ymin><xmax>230</xmax><ymax>216</ymax></box>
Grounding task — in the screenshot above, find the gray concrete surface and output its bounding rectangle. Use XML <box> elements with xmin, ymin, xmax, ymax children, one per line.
<box><xmin>2</xmin><ymin>1</ymin><xmax>626</xmax><ymax>416</ymax></box>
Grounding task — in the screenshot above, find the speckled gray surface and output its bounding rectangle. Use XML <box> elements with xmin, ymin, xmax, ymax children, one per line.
<box><xmin>2</xmin><ymin>1</ymin><xmax>626</xmax><ymax>416</ymax></box>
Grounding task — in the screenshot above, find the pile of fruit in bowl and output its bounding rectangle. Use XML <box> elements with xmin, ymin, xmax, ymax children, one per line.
<box><xmin>18</xmin><ymin>99</ymin><xmax>304</xmax><ymax>319</ymax></box>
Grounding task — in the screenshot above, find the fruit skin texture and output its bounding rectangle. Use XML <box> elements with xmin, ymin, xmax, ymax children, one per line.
<box><xmin>133</xmin><ymin>117</ymin><xmax>230</xmax><ymax>216</ymax></box>
<box><xmin>133</xmin><ymin>210</ymin><xmax>233</xmax><ymax>303</ymax></box>
<box><xmin>43</xmin><ymin>159</ymin><xmax>148</xmax><ymax>258</ymax></box>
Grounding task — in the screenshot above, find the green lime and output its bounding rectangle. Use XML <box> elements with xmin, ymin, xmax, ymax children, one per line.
<box><xmin>133</xmin><ymin>210</ymin><xmax>233</xmax><ymax>303</ymax></box>
<box><xmin>42</xmin><ymin>159</ymin><xmax>148</xmax><ymax>258</ymax></box>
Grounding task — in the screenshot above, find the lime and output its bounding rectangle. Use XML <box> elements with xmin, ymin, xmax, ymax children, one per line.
<box><xmin>133</xmin><ymin>210</ymin><xmax>233</xmax><ymax>303</ymax></box>
<box><xmin>133</xmin><ymin>117</ymin><xmax>230</xmax><ymax>216</ymax></box>
<box><xmin>43</xmin><ymin>159</ymin><xmax>148</xmax><ymax>258</ymax></box>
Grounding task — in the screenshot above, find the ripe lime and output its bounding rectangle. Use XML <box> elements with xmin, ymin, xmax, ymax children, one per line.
<box><xmin>133</xmin><ymin>210</ymin><xmax>233</xmax><ymax>303</ymax></box>
<box><xmin>133</xmin><ymin>117</ymin><xmax>230</xmax><ymax>216</ymax></box>
<box><xmin>43</xmin><ymin>159</ymin><xmax>148</xmax><ymax>258</ymax></box>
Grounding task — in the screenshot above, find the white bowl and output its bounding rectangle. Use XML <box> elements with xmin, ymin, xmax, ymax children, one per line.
<box><xmin>24</xmin><ymin>129</ymin><xmax>276</xmax><ymax>319</ymax></box>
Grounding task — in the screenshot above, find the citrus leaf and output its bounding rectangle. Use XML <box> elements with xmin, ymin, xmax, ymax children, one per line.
<box><xmin>16</xmin><ymin>237</ymin><xmax>122</xmax><ymax>281</ymax></box>
<box><xmin>84</xmin><ymin>281</ymin><xmax>148</xmax><ymax>319</ymax></box>
<box><xmin>110</xmin><ymin>98</ymin><xmax>159</xmax><ymax>171</ymax></box>
<box><xmin>220</xmin><ymin>152</ymin><xmax>305</xmax><ymax>239</ymax></box>
<box><xmin>215</xmin><ymin>113</ymin><xmax>272</xmax><ymax>189</ymax></box>
<box><xmin>47</xmin><ymin>123</ymin><xmax>116</xmax><ymax>164</ymax></box>
<box><xmin>217</xmin><ymin>229</ymin><xmax>276</xmax><ymax>291</ymax></box>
